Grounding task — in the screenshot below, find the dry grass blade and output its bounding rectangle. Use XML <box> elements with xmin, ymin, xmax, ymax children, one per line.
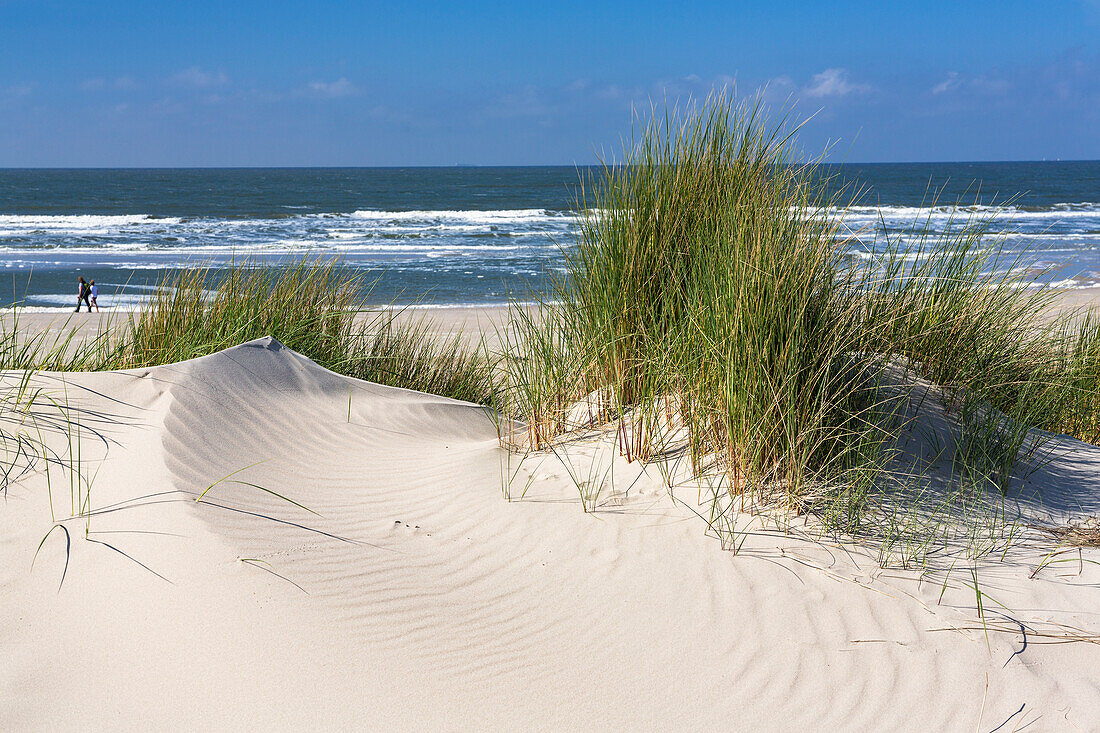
<box><xmin>1035</xmin><ymin>518</ymin><xmax>1100</xmax><ymax>548</ymax></box>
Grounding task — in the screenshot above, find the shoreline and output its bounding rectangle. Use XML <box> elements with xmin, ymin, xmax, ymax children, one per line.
<box><xmin>0</xmin><ymin>304</ymin><xmax>518</xmax><ymax>351</ymax></box>
<box><xmin>6</xmin><ymin>285</ymin><xmax>1098</xmax><ymax>348</ymax></box>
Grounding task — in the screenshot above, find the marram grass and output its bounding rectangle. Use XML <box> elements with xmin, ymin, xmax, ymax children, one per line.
<box><xmin>105</xmin><ymin>260</ymin><xmax>496</xmax><ymax>404</ymax></box>
<box><xmin>496</xmin><ymin>92</ymin><xmax>1100</xmax><ymax>565</ymax></box>
<box><xmin>500</xmin><ymin>93</ymin><xmax>884</xmax><ymax>503</ymax></box>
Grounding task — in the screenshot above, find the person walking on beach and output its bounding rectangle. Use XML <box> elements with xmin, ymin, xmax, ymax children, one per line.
<box><xmin>75</xmin><ymin>276</ymin><xmax>91</xmax><ymax>312</ymax></box>
<box><xmin>89</xmin><ymin>280</ymin><xmax>100</xmax><ymax>312</ymax></box>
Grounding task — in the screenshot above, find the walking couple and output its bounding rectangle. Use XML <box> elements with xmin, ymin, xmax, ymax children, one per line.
<box><xmin>76</xmin><ymin>276</ymin><xmax>100</xmax><ymax>312</ymax></box>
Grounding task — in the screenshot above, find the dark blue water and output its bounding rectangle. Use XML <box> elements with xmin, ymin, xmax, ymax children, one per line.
<box><xmin>822</xmin><ymin>161</ymin><xmax>1100</xmax><ymax>211</ymax></box>
<box><xmin>0</xmin><ymin>163</ymin><xmax>1097</xmax><ymax>310</ymax></box>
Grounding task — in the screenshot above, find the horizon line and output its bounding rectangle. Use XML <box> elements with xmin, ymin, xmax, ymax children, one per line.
<box><xmin>1</xmin><ymin>159</ymin><xmax>1099</xmax><ymax>171</ymax></box>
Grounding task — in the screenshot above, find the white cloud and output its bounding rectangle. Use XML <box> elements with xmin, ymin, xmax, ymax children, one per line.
<box><xmin>931</xmin><ymin>71</ymin><xmax>962</xmax><ymax>95</ymax></box>
<box><xmin>306</xmin><ymin>78</ymin><xmax>358</xmax><ymax>98</ymax></box>
<box><xmin>171</xmin><ymin>67</ymin><xmax>229</xmax><ymax>88</ymax></box>
<box><xmin>756</xmin><ymin>76</ymin><xmax>796</xmax><ymax>105</ymax></box>
<box><xmin>803</xmin><ymin>68</ymin><xmax>870</xmax><ymax>98</ymax></box>
<box><xmin>930</xmin><ymin>71</ymin><xmax>1009</xmax><ymax>96</ymax></box>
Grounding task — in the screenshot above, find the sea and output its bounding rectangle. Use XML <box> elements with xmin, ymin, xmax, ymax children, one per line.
<box><xmin>0</xmin><ymin>163</ymin><xmax>1098</xmax><ymax>311</ymax></box>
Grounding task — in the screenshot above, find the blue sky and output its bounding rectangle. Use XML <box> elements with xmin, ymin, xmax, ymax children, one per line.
<box><xmin>1</xmin><ymin>0</ymin><xmax>1098</xmax><ymax>166</ymax></box>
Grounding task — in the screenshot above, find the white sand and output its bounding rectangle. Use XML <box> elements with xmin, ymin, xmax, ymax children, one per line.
<box><xmin>1</xmin><ymin>306</ymin><xmax>512</xmax><ymax>348</ymax></box>
<box><xmin>6</xmin><ymin>284</ymin><xmax>1098</xmax><ymax>348</ymax></box>
<box><xmin>1</xmin><ymin>335</ymin><xmax>1100</xmax><ymax>730</ymax></box>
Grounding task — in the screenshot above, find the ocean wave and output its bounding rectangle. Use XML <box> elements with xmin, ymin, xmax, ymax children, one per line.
<box><xmin>0</xmin><ymin>214</ymin><xmax>182</xmax><ymax>231</ymax></box>
<box><xmin>348</xmin><ymin>208</ymin><xmax>572</xmax><ymax>222</ymax></box>
<box><xmin>829</xmin><ymin>202</ymin><xmax>1100</xmax><ymax>217</ymax></box>
<box><xmin>825</xmin><ymin>205</ymin><xmax>1100</xmax><ymax>234</ymax></box>
<box><xmin>0</xmin><ymin>209</ymin><xmax>575</xmax><ymax>252</ymax></box>
<box><xmin>1</xmin><ymin>205</ymin><xmax>1098</xmax><ymax>272</ymax></box>
<box><xmin>0</xmin><ymin>240</ymin><xmax>547</xmax><ymax>257</ymax></box>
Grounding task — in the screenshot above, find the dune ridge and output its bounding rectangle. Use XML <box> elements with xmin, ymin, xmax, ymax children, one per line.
<box><xmin>1</xmin><ymin>337</ymin><xmax>1098</xmax><ymax>730</ymax></box>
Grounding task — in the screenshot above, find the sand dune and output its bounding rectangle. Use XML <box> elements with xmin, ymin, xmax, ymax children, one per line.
<box><xmin>2</xmin><ymin>338</ymin><xmax>1099</xmax><ymax>730</ymax></box>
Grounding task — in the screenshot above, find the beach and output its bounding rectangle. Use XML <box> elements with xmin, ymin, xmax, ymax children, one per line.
<box><xmin>9</xmin><ymin>283</ymin><xmax>1100</xmax><ymax>346</ymax></box>
<box><xmin>1</xmin><ymin>287</ymin><xmax>1099</xmax><ymax>730</ymax></box>
<box><xmin>2</xmin><ymin>305</ymin><xmax>510</xmax><ymax>341</ymax></box>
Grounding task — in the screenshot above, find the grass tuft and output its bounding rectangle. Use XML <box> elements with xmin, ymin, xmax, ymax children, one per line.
<box><xmin>496</xmin><ymin>91</ymin><xmax>1100</xmax><ymax>566</ymax></box>
<box><xmin>101</xmin><ymin>260</ymin><xmax>496</xmax><ymax>404</ymax></box>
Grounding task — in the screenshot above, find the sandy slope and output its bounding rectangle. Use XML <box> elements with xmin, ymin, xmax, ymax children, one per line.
<box><xmin>1</xmin><ymin>338</ymin><xmax>1099</xmax><ymax>731</ymax></box>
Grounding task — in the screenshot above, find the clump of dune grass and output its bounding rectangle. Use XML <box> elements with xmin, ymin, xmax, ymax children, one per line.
<box><xmin>499</xmin><ymin>93</ymin><xmax>886</xmax><ymax>507</ymax></box>
<box><xmin>850</xmin><ymin>226</ymin><xmax>1056</xmax><ymax>495</ymax></box>
<box><xmin>496</xmin><ymin>92</ymin><xmax>1100</xmax><ymax>566</ymax></box>
<box><xmin>1044</xmin><ymin>311</ymin><xmax>1100</xmax><ymax>444</ymax></box>
<box><xmin>855</xmin><ymin>225</ymin><xmax>1100</xmax><ymax>488</ymax></box>
<box><xmin>97</xmin><ymin>260</ymin><xmax>496</xmax><ymax>404</ymax></box>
